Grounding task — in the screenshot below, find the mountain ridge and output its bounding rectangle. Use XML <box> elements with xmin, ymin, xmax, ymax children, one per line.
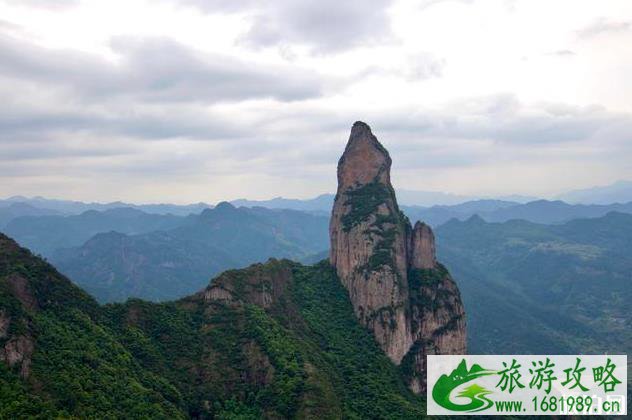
<box><xmin>557</xmin><ymin>180</ymin><xmax>632</xmax><ymax>204</ymax></box>
<box><xmin>436</xmin><ymin>211</ymin><xmax>632</xmax><ymax>355</ymax></box>
<box><xmin>50</xmin><ymin>204</ymin><xmax>330</xmax><ymax>302</ymax></box>
<box><xmin>0</xmin><ymin>227</ymin><xmax>426</xmax><ymax>418</ymax></box>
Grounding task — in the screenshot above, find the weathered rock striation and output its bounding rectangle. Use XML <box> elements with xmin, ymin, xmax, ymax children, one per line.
<box><xmin>201</xmin><ymin>258</ymin><xmax>293</xmax><ymax>310</ymax></box>
<box><xmin>0</xmin><ymin>239</ymin><xmax>37</xmax><ymax>378</ymax></box>
<box><xmin>329</xmin><ymin>121</ymin><xmax>466</xmax><ymax>393</ymax></box>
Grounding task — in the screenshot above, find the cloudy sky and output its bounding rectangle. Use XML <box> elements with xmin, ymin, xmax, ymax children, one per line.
<box><xmin>1</xmin><ymin>0</ymin><xmax>631</xmax><ymax>203</ymax></box>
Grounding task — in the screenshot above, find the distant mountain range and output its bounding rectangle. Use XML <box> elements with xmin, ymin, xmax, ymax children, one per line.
<box><xmin>0</xmin><ymin>196</ymin><xmax>211</xmax><ymax>217</ymax></box>
<box><xmin>557</xmin><ymin>180</ymin><xmax>632</xmax><ymax>204</ymax></box>
<box><xmin>47</xmin><ymin>204</ymin><xmax>632</xmax><ymax>353</ymax></box>
<box><xmin>404</xmin><ymin>199</ymin><xmax>632</xmax><ymax>226</ymax></box>
<box><xmin>2</xmin><ymin>179</ymin><xmax>631</xmax><ymax>222</ymax></box>
<box><xmin>397</xmin><ymin>189</ymin><xmax>537</xmax><ymax>206</ymax></box>
<box><xmin>0</xmin><ymin>203</ymin><xmax>62</xmax><ymax>229</ymax></box>
<box><xmin>229</xmin><ymin>197</ymin><xmax>632</xmax><ymax>226</ymax></box>
<box><xmin>3</xmin><ymin>207</ymin><xmax>184</xmax><ymax>257</ymax></box>
<box><xmin>230</xmin><ymin>191</ymin><xmax>537</xmax><ymax>211</ymax></box>
<box><xmin>231</xmin><ymin>194</ymin><xmax>333</xmax><ymax>213</ymax></box>
<box><xmin>47</xmin><ymin>207</ymin><xmax>632</xmax><ymax>356</ymax></box>
<box><xmin>3</xmin><ymin>196</ymin><xmax>632</xmax><ymax>304</ymax></box>
<box><xmin>50</xmin><ymin>203</ymin><xmax>329</xmax><ymax>302</ymax></box>
<box><xmin>231</xmin><ymin>193</ymin><xmax>632</xmax><ymax>224</ymax></box>
<box><xmin>436</xmin><ymin>212</ymin><xmax>632</xmax><ymax>355</ymax></box>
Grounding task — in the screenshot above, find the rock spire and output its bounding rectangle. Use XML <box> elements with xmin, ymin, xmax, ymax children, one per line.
<box><xmin>329</xmin><ymin>121</ymin><xmax>466</xmax><ymax>393</ymax></box>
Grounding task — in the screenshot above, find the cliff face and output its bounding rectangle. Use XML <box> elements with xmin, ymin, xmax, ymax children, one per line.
<box><xmin>329</xmin><ymin>121</ymin><xmax>466</xmax><ymax>393</ymax></box>
<box><xmin>0</xmin><ymin>238</ymin><xmax>36</xmax><ymax>379</ymax></box>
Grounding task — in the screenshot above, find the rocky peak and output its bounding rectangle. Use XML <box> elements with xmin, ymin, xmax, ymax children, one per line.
<box><xmin>329</xmin><ymin>122</ymin><xmax>412</xmax><ymax>364</ymax></box>
<box><xmin>409</xmin><ymin>221</ymin><xmax>437</xmax><ymax>269</ymax></box>
<box><xmin>337</xmin><ymin>121</ymin><xmax>392</xmax><ymax>190</ymax></box>
<box><xmin>329</xmin><ymin>122</ymin><xmax>466</xmax><ymax>393</ymax></box>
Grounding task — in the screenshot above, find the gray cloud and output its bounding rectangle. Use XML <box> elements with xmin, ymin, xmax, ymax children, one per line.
<box><xmin>373</xmin><ymin>95</ymin><xmax>632</xmax><ymax>147</ymax></box>
<box><xmin>2</xmin><ymin>1</ymin><xmax>631</xmax><ymax>202</ymax></box>
<box><xmin>175</xmin><ymin>0</ymin><xmax>395</xmax><ymax>53</ymax></box>
<box><xmin>0</xmin><ymin>92</ymin><xmax>248</xmax><ymax>143</ymax></box>
<box><xmin>0</xmin><ymin>140</ymin><xmax>131</xmax><ymax>162</ymax></box>
<box><xmin>2</xmin><ymin>92</ymin><xmax>632</xmax><ymax>201</ymax></box>
<box><xmin>243</xmin><ymin>0</ymin><xmax>394</xmax><ymax>52</ymax></box>
<box><xmin>0</xmin><ymin>33</ymin><xmax>324</xmax><ymax>104</ymax></box>
<box><xmin>158</xmin><ymin>96</ymin><xmax>632</xmax><ymax>172</ymax></box>
<box><xmin>577</xmin><ymin>18</ymin><xmax>631</xmax><ymax>39</ymax></box>
<box><xmin>358</xmin><ymin>53</ymin><xmax>445</xmax><ymax>81</ymax></box>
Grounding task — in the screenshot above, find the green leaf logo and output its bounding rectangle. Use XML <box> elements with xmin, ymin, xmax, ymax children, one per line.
<box><xmin>432</xmin><ymin>359</ymin><xmax>496</xmax><ymax>412</ymax></box>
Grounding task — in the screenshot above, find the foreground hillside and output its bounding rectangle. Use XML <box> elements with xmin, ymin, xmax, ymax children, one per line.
<box><xmin>0</xmin><ymin>233</ymin><xmax>423</xmax><ymax>418</ymax></box>
<box><xmin>436</xmin><ymin>212</ymin><xmax>632</xmax><ymax>356</ymax></box>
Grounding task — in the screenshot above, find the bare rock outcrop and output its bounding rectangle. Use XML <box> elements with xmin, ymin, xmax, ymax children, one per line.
<box><xmin>409</xmin><ymin>221</ymin><xmax>437</xmax><ymax>269</ymax></box>
<box><xmin>0</xmin><ymin>310</ymin><xmax>8</xmax><ymax>339</ymax></box>
<box><xmin>201</xmin><ymin>259</ymin><xmax>293</xmax><ymax>309</ymax></box>
<box><xmin>0</xmin><ymin>273</ymin><xmax>36</xmax><ymax>378</ymax></box>
<box><xmin>1</xmin><ymin>335</ymin><xmax>34</xmax><ymax>377</ymax></box>
<box><xmin>329</xmin><ymin>121</ymin><xmax>466</xmax><ymax>393</ymax></box>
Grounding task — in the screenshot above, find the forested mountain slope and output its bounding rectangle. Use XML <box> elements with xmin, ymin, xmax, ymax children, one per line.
<box><xmin>0</xmin><ymin>233</ymin><xmax>423</xmax><ymax>418</ymax></box>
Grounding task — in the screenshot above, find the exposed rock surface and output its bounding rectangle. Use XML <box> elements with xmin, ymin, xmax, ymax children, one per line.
<box><xmin>1</xmin><ymin>335</ymin><xmax>34</xmax><ymax>377</ymax></box>
<box><xmin>0</xmin><ymin>273</ymin><xmax>36</xmax><ymax>378</ymax></box>
<box><xmin>201</xmin><ymin>259</ymin><xmax>293</xmax><ymax>309</ymax></box>
<box><xmin>409</xmin><ymin>221</ymin><xmax>437</xmax><ymax>269</ymax></box>
<box><xmin>329</xmin><ymin>121</ymin><xmax>466</xmax><ymax>393</ymax></box>
<box><xmin>0</xmin><ymin>310</ymin><xmax>8</xmax><ymax>339</ymax></box>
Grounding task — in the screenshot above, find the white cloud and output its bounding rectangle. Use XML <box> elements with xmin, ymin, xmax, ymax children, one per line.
<box><xmin>0</xmin><ymin>0</ymin><xmax>631</xmax><ymax>203</ymax></box>
<box><xmin>577</xmin><ymin>18</ymin><xmax>631</xmax><ymax>39</ymax></box>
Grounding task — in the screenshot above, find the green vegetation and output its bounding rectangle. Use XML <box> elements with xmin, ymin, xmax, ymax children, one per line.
<box><xmin>4</xmin><ymin>207</ymin><xmax>184</xmax><ymax>257</ymax></box>
<box><xmin>363</xmin><ymin>211</ymin><xmax>410</xmax><ymax>275</ymax></box>
<box><xmin>0</xmin><ymin>233</ymin><xmax>425</xmax><ymax>418</ymax></box>
<box><xmin>50</xmin><ymin>204</ymin><xmax>330</xmax><ymax>303</ymax></box>
<box><xmin>290</xmin><ymin>262</ymin><xmax>424</xmax><ymax>418</ymax></box>
<box><xmin>0</xmin><ymin>364</ymin><xmax>63</xmax><ymax>419</ymax></box>
<box><xmin>408</xmin><ymin>264</ymin><xmax>449</xmax><ymax>290</ymax></box>
<box><xmin>31</xmin><ymin>309</ymin><xmax>184</xmax><ymax>419</ymax></box>
<box><xmin>0</xmin><ymin>234</ymin><xmax>186</xmax><ymax>418</ymax></box>
<box><xmin>244</xmin><ymin>305</ymin><xmax>306</xmax><ymax>418</ymax></box>
<box><xmin>437</xmin><ymin>212</ymin><xmax>632</xmax><ymax>357</ymax></box>
<box><xmin>341</xmin><ymin>181</ymin><xmax>394</xmax><ymax>231</ymax></box>
<box><xmin>398</xmin><ymin>340</ymin><xmax>431</xmax><ymax>385</ymax></box>
<box><xmin>340</xmin><ymin>179</ymin><xmax>411</xmax><ymax>277</ymax></box>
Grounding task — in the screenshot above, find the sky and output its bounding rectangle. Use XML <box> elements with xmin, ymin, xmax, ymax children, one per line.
<box><xmin>1</xmin><ymin>0</ymin><xmax>631</xmax><ymax>204</ymax></box>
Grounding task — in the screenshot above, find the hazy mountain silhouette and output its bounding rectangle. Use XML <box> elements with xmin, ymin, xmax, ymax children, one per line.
<box><xmin>4</xmin><ymin>207</ymin><xmax>185</xmax><ymax>257</ymax></box>
<box><xmin>557</xmin><ymin>180</ymin><xmax>632</xmax><ymax>204</ymax></box>
<box><xmin>436</xmin><ymin>212</ymin><xmax>632</xmax><ymax>355</ymax></box>
<box><xmin>0</xmin><ymin>196</ymin><xmax>211</xmax><ymax>216</ymax></box>
<box><xmin>0</xmin><ymin>203</ymin><xmax>62</xmax><ymax>229</ymax></box>
<box><xmin>50</xmin><ymin>203</ymin><xmax>329</xmax><ymax>302</ymax></box>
